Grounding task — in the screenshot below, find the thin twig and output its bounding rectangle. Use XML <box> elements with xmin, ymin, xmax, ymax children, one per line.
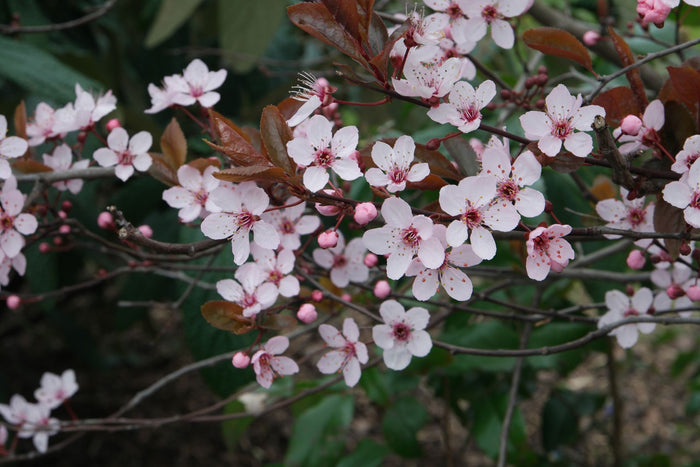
<box><xmin>0</xmin><ymin>0</ymin><xmax>118</xmax><ymax>34</ymax></box>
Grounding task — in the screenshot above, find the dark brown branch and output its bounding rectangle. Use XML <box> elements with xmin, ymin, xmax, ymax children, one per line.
<box><xmin>0</xmin><ymin>0</ymin><xmax>118</xmax><ymax>34</ymax></box>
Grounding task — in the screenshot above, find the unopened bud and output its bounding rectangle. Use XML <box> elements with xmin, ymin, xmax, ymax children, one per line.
<box><xmin>106</xmin><ymin>119</ymin><xmax>121</xmax><ymax>131</ymax></box>
<box><xmin>500</xmin><ymin>89</ymin><xmax>511</xmax><ymax>100</ymax></box>
<box><xmin>57</xmin><ymin>210</ymin><xmax>67</xmax><ymax>219</ymax></box>
<box><xmin>232</xmin><ymin>352</ymin><xmax>250</xmax><ymax>369</ymax></box>
<box><xmin>538</xmin><ymin>65</ymin><xmax>547</xmax><ymax>74</ymax></box>
<box><xmin>583</xmin><ymin>30</ymin><xmax>601</xmax><ymax>46</ymax></box>
<box><xmin>341</xmin><ymin>293</ymin><xmax>351</xmax><ymax>302</ymax></box>
<box><xmin>138</xmin><ymin>225</ymin><xmax>153</xmax><ymax>238</ymax></box>
<box><xmin>625</xmin><ymin>284</ymin><xmax>635</xmax><ymax>296</ymax></box>
<box><xmin>354</xmin><ymin>202</ymin><xmax>378</xmax><ymax>225</ymax></box>
<box><xmin>53</xmin><ymin>237</ymin><xmax>62</xmax><ymax>246</ymax></box>
<box><xmin>620</xmin><ymin>115</ymin><xmax>643</xmax><ymax>136</ymax></box>
<box><xmin>6</xmin><ymin>295</ymin><xmax>21</xmax><ymax>310</ymax></box>
<box><xmin>39</xmin><ymin>242</ymin><xmax>51</xmax><ymax>253</ymax></box>
<box><xmin>297</xmin><ymin>303</ymin><xmax>318</xmax><ymax>323</ymax></box>
<box><xmin>364</xmin><ymin>253</ymin><xmax>378</xmax><ymax>267</ymax></box>
<box><xmin>59</xmin><ymin>225</ymin><xmax>71</xmax><ymax>234</ymax></box>
<box><xmin>686</xmin><ymin>285</ymin><xmax>700</xmax><ymax>301</ymax></box>
<box><xmin>425</xmin><ymin>138</ymin><xmax>441</xmax><ymax>151</ymax></box>
<box><xmin>666</xmin><ymin>284</ymin><xmax>686</xmax><ymax>299</ymax></box>
<box><xmin>77</xmin><ymin>132</ymin><xmax>88</xmax><ymax>144</ymax></box>
<box><xmin>680</xmin><ymin>242</ymin><xmax>692</xmax><ymax>256</ymax></box>
<box><xmin>626</xmin><ymin>250</ymin><xmax>645</xmax><ymax>269</ymax></box>
<box><xmin>374</xmin><ymin>280</ymin><xmax>391</xmax><ymax>299</ymax></box>
<box><xmin>97</xmin><ymin>211</ymin><xmax>114</xmax><ymax>230</ymax></box>
<box><xmin>311</xmin><ymin>290</ymin><xmax>323</xmax><ymax>302</ymax></box>
<box><xmin>318</xmin><ymin>230</ymin><xmax>338</xmax><ymax>248</ymax></box>
<box><xmin>61</xmin><ymin>201</ymin><xmax>73</xmax><ymax>212</ymax></box>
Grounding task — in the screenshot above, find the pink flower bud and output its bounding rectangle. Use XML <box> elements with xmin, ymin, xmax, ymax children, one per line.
<box><xmin>138</xmin><ymin>225</ymin><xmax>153</xmax><ymax>238</ymax></box>
<box><xmin>620</xmin><ymin>115</ymin><xmax>643</xmax><ymax>136</ymax></box>
<box><xmin>626</xmin><ymin>250</ymin><xmax>646</xmax><ymax>269</ymax></box>
<box><xmin>637</xmin><ymin>0</ymin><xmax>671</xmax><ymax>27</ymax></box>
<box><xmin>686</xmin><ymin>285</ymin><xmax>700</xmax><ymax>301</ymax></box>
<box><xmin>297</xmin><ymin>303</ymin><xmax>318</xmax><ymax>323</ymax></box>
<box><xmin>311</xmin><ymin>290</ymin><xmax>323</xmax><ymax>302</ymax></box>
<box><xmin>315</xmin><ymin>189</ymin><xmax>343</xmax><ymax>216</ymax></box>
<box><xmin>6</xmin><ymin>295</ymin><xmax>21</xmax><ymax>310</ymax></box>
<box><xmin>582</xmin><ymin>30</ymin><xmax>601</xmax><ymax>46</ymax></box>
<box><xmin>374</xmin><ymin>280</ymin><xmax>391</xmax><ymax>299</ymax></box>
<box><xmin>666</xmin><ymin>284</ymin><xmax>686</xmax><ymax>300</ymax></box>
<box><xmin>97</xmin><ymin>211</ymin><xmax>114</xmax><ymax>230</ymax></box>
<box><xmin>61</xmin><ymin>200</ymin><xmax>73</xmax><ymax>212</ymax></box>
<box><xmin>53</xmin><ymin>237</ymin><xmax>63</xmax><ymax>246</ymax></box>
<box><xmin>58</xmin><ymin>210</ymin><xmax>67</xmax><ymax>219</ymax></box>
<box><xmin>364</xmin><ymin>253</ymin><xmax>378</xmax><ymax>268</ymax></box>
<box><xmin>39</xmin><ymin>242</ymin><xmax>50</xmax><ymax>253</ymax></box>
<box><xmin>341</xmin><ymin>293</ymin><xmax>351</xmax><ymax>302</ymax></box>
<box><xmin>318</xmin><ymin>230</ymin><xmax>338</xmax><ymax>248</ymax></box>
<box><xmin>232</xmin><ymin>352</ymin><xmax>250</xmax><ymax>369</ymax></box>
<box><xmin>59</xmin><ymin>225</ymin><xmax>71</xmax><ymax>234</ymax></box>
<box><xmin>106</xmin><ymin>118</ymin><xmax>121</xmax><ymax>131</ymax></box>
<box><xmin>353</xmin><ymin>202</ymin><xmax>378</xmax><ymax>225</ymax></box>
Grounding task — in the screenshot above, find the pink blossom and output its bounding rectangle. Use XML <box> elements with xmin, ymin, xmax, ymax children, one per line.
<box><xmin>34</xmin><ymin>369</ymin><xmax>79</xmax><ymax>410</ymax></box>
<box><xmin>365</xmin><ymin>136</ymin><xmax>429</xmax><ymax>193</ymax></box>
<box><xmin>627</xmin><ymin>249</ymin><xmax>646</xmax><ymax>269</ymax></box>
<box><xmin>392</xmin><ymin>45</ymin><xmax>462</xmax><ymax>99</ymax></box>
<box><xmin>0</xmin><ymin>395</ymin><xmax>58</xmax><ymax>453</ymax></box>
<box><xmin>6</xmin><ymin>294</ymin><xmax>20</xmax><ymax>309</ymax></box>
<box><xmin>662</xmin><ymin>159</ymin><xmax>700</xmax><ymax>228</ymax></box>
<box><xmin>613</xmin><ymin>100</ymin><xmax>664</xmax><ymax>155</ymax></box>
<box><xmin>457</xmin><ymin>0</ymin><xmax>531</xmax><ymax>49</ymax></box>
<box><xmin>651</xmin><ymin>262</ymin><xmax>694</xmax><ymax>317</ymax></box>
<box><xmin>286</xmin><ymin>115</ymin><xmax>361</xmax><ymax>192</ymax></box>
<box><xmin>317</xmin><ymin>318</ymin><xmax>369</xmax><ymax>387</ymax></box>
<box><xmin>671</xmin><ymin>134</ymin><xmax>700</xmax><ymax>178</ymax></box>
<box><xmin>261</xmin><ymin>197</ymin><xmax>320</xmax><ymax>250</ymax></box>
<box><xmin>106</xmin><ymin>118</ymin><xmax>121</xmax><ymax>131</ymax></box>
<box><xmin>364</xmin><ymin>253</ymin><xmax>378</xmax><ymax>267</ymax></box>
<box><xmin>53</xmin><ymin>84</ymin><xmax>116</xmax><ymax>133</ymax></box>
<box><xmin>144</xmin><ymin>74</ymin><xmax>198</xmax><ymax>114</ymax></box>
<box><xmin>637</xmin><ymin>0</ymin><xmax>672</xmax><ymax>26</ymax></box>
<box><xmin>166</xmin><ymin>59</ymin><xmax>227</xmax><ymax>108</ymax></box>
<box><xmin>250</xmin><ymin>244</ymin><xmax>299</xmax><ymax>297</ymax></box>
<box><xmin>97</xmin><ymin>211</ymin><xmax>114</xmax><ymax>230</ymax></box>
<box><xmin>406</xmin><ymin>224</ymin><xmax>483</xmax><ymax>301</ymax></box>
<box><xmin>162</xmin><ymin>165</ymin><xmax>221</xmax><ymax>222</ymax></box>
<box><xmin>297</xmin><ymin>303</ymin><xmax>317</xmax><ymax>323</ymax></box>
<box><xmin>525</xmin><ymin>224</ymin><xmax>575</xmax><ymax>281</ymax></box>
<box><xmin>427</xmin><ymin>80</ymin><xmax>496</xmax><ymax>134</ymax></box>
<box><xmin>479</xmin><ymin>147</ymin><xmax>545</xmax><ymax>218</ymax></box>
<box><xmin>620</xmin><ymin>115</ymin><xmax>643</xmax><ymax>135</ymax></box>
<box><xmin>311</xmin><ymin>290</ymin><xmax>323</xmax><ymax>302</ymax></box>
<box><xmin>595</xmin><ymin>187</ymin><xmax>655</xmax><ymax>247</ymax></box>
<box><xmin>42</xmin><ymin>144</ymin><xmax>90</xmax><ymax>194</ymax></box>
<box><xmin>374</xmin><ymin>280</ymin><xmax>391</xmax><ymax>298</ymax></box>
<box><xmin>582</xmin><ymin>30</ymin><xmax>601</xmax><ymax>46</ymax></box>
<box><xmin>439</xmin><ymin>174</ymin><xmax>520</xmax><ymax>259</ymax></box>
<box><xmin>93</xmin><ymin>128</ymin><xmax>152</xmax><ymax>182</ymax></box>
<box><xmin>598</xmin><ymin>288</ymin><xmax>655</xmax><ymax>348</ymax></box>
<box><xmin>313</xmin><ymin>232</ymin><xmax>369</xmax><ymax>288</ymax></box>
<box><xmin>354</xmin><ymin>202</ymin><xmax>378</xmax><ymax>225</ymax></box>
<box><xmin>251</xmin><ymin>336</ymin><xmax>299</xmax><ymax>389</ymax></box>
<box><xmin>0</xmin><ymin>177</ymin><xmax>38</xmax><ymax>258</ymax></box>
<box><xmin>0</xmin><ymin>115</ymin><xmax>28</xmax><ymax>179</ymax></box>
<box><xmin>216</xmin><ymin>263</ymin><xmax>278</xmax><ymax>318</ymax></box>
<box><xmin>687</xmin><ymin>285</ymin><xmax>700</xmax><ymax>301</ymax></box>
<box><xmin>287</xmin><ymin>73</ymin><xmax>336</xmax><ymax>127</ymax></box>
<box><xmin>201</xmin><ymin>182</ymin><xmax>280</xmax><ymax>265</ymax></box>
<box><xmin>520</xmin><ymin>84</ymin><xmax>605</xmax><ymax>158</ymax></box>
<box><xmin>26</xmin><ymin>103</ymin><xmax>59</xmax><ymax>146</ymax></box>
<box><xmin>362</xmin><ymin>196</ymin><xmax>445</xmax><ymax>279</ymax></box>
<box><xmin>372</xmin><ymin>300</ymin><xmax>432</xmax><ymax>370</ymax></box>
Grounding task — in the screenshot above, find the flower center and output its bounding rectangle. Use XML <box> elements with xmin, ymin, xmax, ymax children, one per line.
<box><xmin>242</xmin><ymin>293</ymin><xmax>257</xmax><ymax>308</ymax></box>
<box><xmin>446</xmin><ymin>3</ymin><xmax>463</xmax><ymax>19</ymax></box>
<box><xmin>0</xmin><ymin>213</ymin><xmax>14</xmax><ymax>230</ymax></box>
<box><xmin>268</xmin><ymin>270</ymin><xmax>282</xmax><ymax>285</ymax></box>
<box><xmin>627</xmin><ymin>208</ymin><xmax>646</xmax><ymax>227</ymax></box>
<box><xmin>481</xmin><ymin>5</ymin><xmax>500</xmax><ymax>23</ymax></box>
<box><xmin>333</xmin><ymin>254</ymin><xmax>347</xmax><ymax>268</ymax></box>
<box><xmin>552</xmin><ymin>120</ymin><xmax>572</xmax><ymax>140</ymax></box>
<box><xmin>280</xmin><ymin>219</ymin><xmax>295</xmax><ymax>234</ymax></box>
<box><xmin>392</xmin><ymin>322</ymin><xmax>412</xmax><ymax>342</ymax></box>
<box><xmin>684</xmin><ymin>153</ymin><xmax>700</xmax><ymax>170</ymax></box>
<box><xmin>258</xmin><ymin>353</ymin><xmax>270</xmax><ymax>366</ymax></box>
<box><xmin>189</xmin><ymin>84</ymin><xmax>203</xmax><ymax>98</ymax></box>
<box><xmin>314</xmin><ymin>148</ymin><xmax>334</xmax><ymax>168</ymax></box>
<box><xmin>461</xmin><ymin>206</ymin><xmax>482</xmax><ymax>229</ymax></box>
<box><xmin>236</xmin><ymin>210</ymin><xmax>255</xmax><ymax>229</ymax></box>
<box><xmin>690</xmin><ymin>192</ymin><xmax>700</xmax><ymax>210</ymax></box>
<box><xmin>118</xmin><ymin>151</ymin><xmax>134</xmax><ymax>166</ymax></box>
<box><xmin>389</xmin><ymin>167</ymin><xmax>407</xmax><ymax>184</ymax></box>
<box><xmin>401</xmin><ymin>226</ymin><xmax>421</xmax><ymax>248</ymax></box>
<box><xmin>461</xmin><ymin>105</ymin><xmax>480</xmax><ymax>123</ymax></box>
<box><xmin>498</xmin><ymin>180</ymin><xmax>519</xmax><ymax>201</ymax></box>
<box><xmin>194</xmin><ymin>189</ymin><xmax>208</xmax><ymax>206</ymax></box>
<box><xmin>623</xmin><ymin>308</ymin><xmax>639</xmax><ymax>318</ymax></box>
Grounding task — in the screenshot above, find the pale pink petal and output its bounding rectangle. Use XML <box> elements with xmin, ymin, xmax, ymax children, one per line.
<box><xmin>412</xmin><ymin>268</ymin><xmax>440</xmax><ymax>301</ymax></box>
<box><xmin>265</xmin><ymin>335</ymin><xmax>290</xmax><ymax>354</ymax></box>
<box><xmin>407</xmin><ymin>329</ymin><xmax>432</xmax><ymax>356</ymax></box>
<box><xmin>114</xmin><ymin>164</ymin><xmax>134</xmax><ymax>181</ymax></box>
<box><xmin>342</xmin><ymin>317</ymin><xmax>360</xmax><ymax>341</ymax></box>
<box><xmin>538</xmin><ymin>134</ymin><xmax>563</xmax><ymax>157</ymax></box>
<box><xmin>383</xmin><ymin>347</ymin><xmax>412</xmax><ymax>370</ymax></box>
<box><xmin>491</xmin><ymin>19</ymin><xmax>515</xmax><ymax>48</ymax></box>
<box><xmin>343</xmin><ymin>358</ymin><xmax>362</xmax><ymax>387</ymax></box>
<box><xmin>252</xmin><ymin>221</ymin><xmax>280</xmax><ymax>250</ymax></box>
<box><xmin>614</xmin><ymin>324</ymin><xmax>639</xmax><ymax>348</ymax></box>
<box><xmin>372</xmin><ymin>324</ymin><xmax>395</xmax><ymax>350</ymax></box>
<box><xmin>317</xmin><ymin>350</ymin><xmax>345</xmax><ymax>374</ymax></box>
<box><xmin>0</xmin><ymin>137</ymin><xmax>28</xmax><ymax>158</ymax></box>
<box><xmin>271</xmin><ymin>356</ymin><xmax>299</xmax><ymax>376</ymax></box>
<box><xmin>107</xmin><ymin>127</ymin><xmax>129</xmax><ymax>152</ymax></box>
<box><xmin>163</xmin><ymin>186</ymin><xmax>195</xmax><ymax>209</ymax></box>
<box><xmin>14</xmin><ymin>214</ymin><xmax>37</xmax><ymax>235</ymax></box>
<box><xmin>303</xmin><ymin>166</ymin><xmax>329</xmax><ymax>192</ymax></box>
<box><xmin>470</xmin><ymin>226</ymin><xmax>497</xmax><ymax>260</ymax></box>
<box><xmin>331</xmin><ymin>158</ymin><xmax>362</xmax><ymax>181</ymax></box>
<box><xmin>417</xmin><ymin>236</ymin><xmax>445</xmax><ymax>270</ymax></box>
<box><xmin>1</xmin><ymin>230</ymin><xmax>23</xmax><ymax>257</ymax></box>
<box><xmin>446</xmin><ymin>220</ymin><xmax>469</xmax><ymax>247</ymax></box>
<box><xmin>128</xmin><ymin>131</ymin><xmax>153</xmax><ymax>154</ymax></box>
<box><xmin>217</xmin><ymin>278</ymin><xmax>243</xmax><ymax>302</ymax></box>
<box><xmin>197</xmin><ymin>92</ymin><xmax>220</xmax><ymax>108</ymax></box>
<box><xmin>201</xmin><ymin>212</ymin><xmax>237</xmax><ymax>239</ymax></box>
<box><xmin>564</xmin><ymin>132</ymin><xmax>593</xmax><ymax>158</ymax></box>
<box><xmin>381</xmin><ymin>196</ymin><xmax>412</xmax><ymax>227</ymax></box>
<box><xmin>132</xmin><ymin>153</ymin><xmax>152</xmax><ymax>172</ymax></box>
<box><xmin>519</xmin><ymin>111</ymin><xmax>549</xmax><ymax>138</ymax></box>
<box><xmin>93</xmin><ymin>148</ymin><xmax>118</xmax><ymax>167</ymax></box>
<box><xmin>386</xmin><ymin>245</ymin><xmax>413</xmax><ymax>279</ymax></box>
<box><xmin>441</xmin><ymin>267</ymin><xmax>473</xmax><ymax>301</ymax></box>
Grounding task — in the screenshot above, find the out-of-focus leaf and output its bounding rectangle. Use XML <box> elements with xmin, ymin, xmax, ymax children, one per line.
<box><xmin>369</xmin><ymin>19</ymin><xmax>407</xmax><ymax>83</ymax></box>
<box><xmin>654</xmin><ymin>197</ymin><xmax>684</xmax><ymax>259</ymax></box>
<box><xmin>12</xmin><ymin>159</ymin><xmax>52</xmax><ymax>173</ymax></box>
<box><xmin>664</xmin><ymin>101</ymin><xmax>696</xmax><ymax>154</ymax></box>
<box><xmin>218</xmin><ymin>0</ymin><xmax>287</xmax><ymax>74</ymax></box>
<box><xmin>472</xmin><ymin>393</ymin><xmax>527</xmax><ymax>458</ymax></box>
<box><xmin>442</xmin><ymin>136</ymin><xmax>477</xmax><ymax>177</ymax></box>
<box><xmin>337</xmin><ymin>439</ymin><xmax>390</xmax><ymax>467</ymax></box>
<box><xmin>14</xmin><ymin>101</ymin><xmax>27</xmax><ymax>142</ymax></box>
<box><xmin>260</xmin><ymin>313</ymin><xmax>296</xmax><ymax>332</ymax></box>
<box><xmin>200</xmin><ymin>300</ymin><xmax>255</xmax><ymax>334</ymax></box>
<box><xmin>607</xmin><ymin>27</ymin><xmax>648</xmax><ymax>110</ymax></box>
<box><xmin>0</xmin><ymin>36</ymin><xmax>101</xmax><ymax>101</ymax></box>
<box><xmin>160</xmin><ymin>118</ymin><xmax>187</xmax><ymax>171</ymax></box>
<box><xmin>221</xmin><ymin>401</ymin><xmax>253</xmax><ymax>450</ymax></box>
<box><xmin>533</xmin><ymin>146</ymin><xmax>585</xmax><ymax>174</ymax></box>
<box><xmin>667</xmin><ymin>66</ymin><xmax>700</xmax><ymax>129</ymax></box>
<box><xmin>406</xmin><ymin>173</ymin><xmax>447</xmax><ymax>190</ymax></box>
<box><xmin>214</xmin><ymin>166</ymin><xmax>287</xmax><ymax>183</ymax></box>
<box><xmin>288</xmin><ymin>2</ymin><xmax>368</xmax><ymax>68</ymax></box>
<box><xmin>592</xmin><ymin>86</ymin><xmax>642</xmax><ymax>127</ymax></box>
<box><xmin>321</xmin><ymin>0</ymin><xmax>361</xmax><ymax>43</ymax></box>
<box><xmin>260</xmin><ymin>105</ymin><xmax>296</xmax><ymax>176</ymax></box>
<box><xmin>542</xmin><ymin>390</ymin><xmax>580</xmax><ymax>451</ymax></box>
<box><xmin>145</xmin><ymin>0</ymin><xmax>203</xmax><ymax>48</ymax></box>
<box><xmin>278</xmin><ymin>97</ymin><xmax>305</xmax><ymax>122</ymax></box>
<box><xmin>382</xmin><ymin>396</ymin><xmax>428</xmax><ymax>458</ymax></box>
<box><xmin>187</xmin><ymin>157</ymin><xmax>221</xmax><ymax>172</ymax></box>
<box><xmin>522</xmin><ymin>27</ymin><xmax>592</xmax><ymax>72</ymax></box>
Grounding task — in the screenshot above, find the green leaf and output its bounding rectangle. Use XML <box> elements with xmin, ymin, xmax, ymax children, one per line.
<box><xmin>441</xmin><ymin>321</ymin><xmax>519</xmax><ymax>372</ymax></box>
<box><xmin>527</xmin><ymin>322</ymin><xmax>594</xmax><ymax>373</ymax></box>
<box><xmin>541</xmin><ymin>390</ymin><xmax>579</xmax><ymax>451</ymax></box>
<box><xmin>221</xmin><ymin>400</ymin><xmax>253</xmax><ymax>450</ymax></box>
<box><xmin>472</xmin><ymin>393</ymin><xmax>527</xmax><ymax>458</ymax></box>
<box><xmin>218</xmin><ymin>0</ymin><xmax>287</xmax><ymax>73</ymax></box>
<box><xmin>0</xmin><ymin>36</ymin><xmax>102</xmax><ymax>101</ymax></box>
<box><xmin>145</xmin><ymin>0</ymin><xmax>204</xmax><ymax>48</ymax></box>
<box><xmin>382</xmin><ymin>396</ymin><xmax>428</xmax><ymax>458</ymax></box>
<box><xmin>337</xmin><ymin>439</ymin><xmax>390</xmax><ymax>467</ymax></box>
<box><xmin>285</xmin><ymin>394</ymin><xmax>354</xmax><ymax>467</ymax></box>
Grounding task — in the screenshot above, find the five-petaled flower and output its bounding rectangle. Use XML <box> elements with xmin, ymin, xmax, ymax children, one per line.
<box><xmin>427</xmin><ymin>80</ymin><xmax>496</xmax><ymax>134</ymax></box>
<box><xmin>162</xmin><ymin>165</ymin><xmax>221</xmax><ymax>222</ymax></box>
<box><xmin>0</xmin><ymin>115</ymin><xmax>28</xmax><ymax>179</ymax></box>
<box><xmin>365</xmin><ymin>135</ymin><xmax>429</xmax><ymax>193</ymax></box>
<box><xmin>251</xmin><ymin>336</ymin><xmax>299</xmax><ymax>389</ymax></box>
<box><xmin>34</xmin><ymin>369</ymin><xmax>79</xmax><ymax>410</ymax></box>
<box><xmin>93</xmin><ymin>128</ymin><xmax>153</xmax><ymax>182</ymax></box>
<box><xmin>662</xmin><ymin>159</ymin><xmax>700</xmax><ymax>229</ymax></box>
<box><xmin>598</xmin><ymin>288</ymin><xmax>655</xmax><ymax>348</ymax></box>
<box><xmin>525</xmin><ymin>223</ymin><xmax>575</xmax><ymax>281</ymax></box>
<box><xmin>317</xmin><ymin>318</ymin><xmax>369</xmax><ymax>387</ymax></box>
<box><xmin>372</xmin><ymin>300</ymin><xmax>433</xmax><ymax>370</ymax></box>
<box><xmin>313</xmin><ymin>231</ymin><xmax>369</xmax><ymax>288</ymax></box>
